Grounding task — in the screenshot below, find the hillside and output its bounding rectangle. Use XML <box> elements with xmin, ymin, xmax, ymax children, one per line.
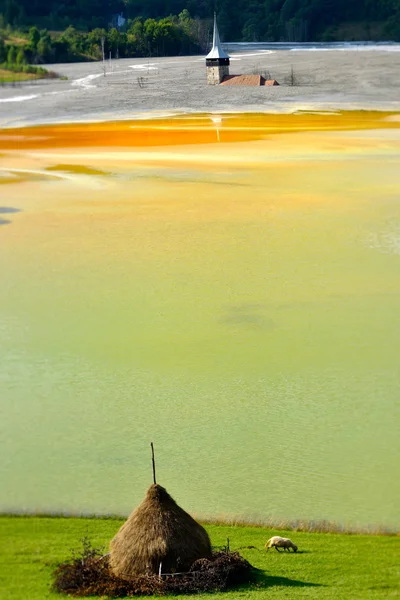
<box><xmin>1</xmin><ymin>0</ymin><xmax>399</xmax><ymax>42</ymax></box>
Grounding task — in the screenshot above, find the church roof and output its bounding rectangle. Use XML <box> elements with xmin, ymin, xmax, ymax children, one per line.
<box><xmin>221</xmin><ymin>75</ymin><xmax>280</xmax><ymax>86</ymax></box>
<box><xmin>221</xmin><ymin>75</ymin><xmax>264</xmax><ymax>86</ymax></box>
<box><xmin>206</xmin><ymin>13</ymin><xmax>230</xmax><ymax>60</ymax></box>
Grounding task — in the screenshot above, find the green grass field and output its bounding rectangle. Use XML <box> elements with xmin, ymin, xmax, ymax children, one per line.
<box><xmin>0</xmin><ymin>517</ymin><xmax>399</xmax><ymax>599</ymax></box>
<box><xmin>0</xmin><ymin>68</ymin><xmax>41</xmax><ymax>82</ymax></box>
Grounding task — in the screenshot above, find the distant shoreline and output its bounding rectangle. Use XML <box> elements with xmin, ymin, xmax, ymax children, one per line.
<box><xmin>225</xmin><ymin>41</ymin><xmax>400</xmax><ymax>50</ymax></box>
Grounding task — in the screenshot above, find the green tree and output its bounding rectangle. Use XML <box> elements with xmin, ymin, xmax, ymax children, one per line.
<box><xmin>108</xmin><ymin>27</ymin><xmax>121</xmax><ymax>55</ymax></box>
<box><xmin>37</xmin><ymin>32</ymin><xmax>52</xmax><ymax>61</ymax></box>
<box><xmin>15</xmin><ymin>46</ymin><xmax>26</xmax><ymax>64</ymax></box>
<box><xmin>242</xmin><ymin>18</ymin><xmax>261</xmax><ymax>41</ymax></box>
<box><xmin>127</xmin><ymin>18</ymin><xmax>147</xmax><ymax>54</ymax></box>
<box><xmin>28</xmin><ymin>26</ymin><xmax>40</xmax><ymax>48</ymax></box>
<box><xmin>179</xmin><ymin>9</ymin><xmax>191</xmax><ymax>23</ymax></box>
<box><xmin>7</xmin><ymin>45</ymin><xmax>16</xmax><ymax>65</ymax></box>
<box><xmin>87</xmin><ymin>27</ymin><xmax>107</xmax><ymax>58</ymax></box>
<box><xmin>59</xmin><ymin>25</ymin><xmax>84</xmax><ymax>55</ymax></box>
<box><xmin>0</xmin><ymin>38</ymin><xmax>6</xmax><ymax>63</ymax></box>
<box><xmin>3</xmin><ymin>0</ymin><xmax>21</xmax><ymax>26</ymax></box>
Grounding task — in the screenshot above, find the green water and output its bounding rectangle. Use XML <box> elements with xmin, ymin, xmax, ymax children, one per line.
<box><xmin>1</xmin><ymin>118</ymin><xmax>400</xmax><ymax>529</ymax></box>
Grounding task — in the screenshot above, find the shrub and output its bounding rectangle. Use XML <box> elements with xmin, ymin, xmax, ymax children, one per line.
<box><xmin>29</xmin><ymin>26</ymin><xmax>40</xmax><ymax>48</ymax></box>
<box><xmin>7</xmin><ymin>45</ymin><xmax>16</xmax><ymax>65</ymax></box>
<box><xmin>15</xmin><ymin>47</ymin><xmax>26</xmax><ymax>65</ymax></box>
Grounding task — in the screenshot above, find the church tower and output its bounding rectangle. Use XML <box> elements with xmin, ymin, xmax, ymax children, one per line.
<box><xmin>206</xmin><ymin>13</ymin><xmax>230</xmax><ymax>85</ymax></box>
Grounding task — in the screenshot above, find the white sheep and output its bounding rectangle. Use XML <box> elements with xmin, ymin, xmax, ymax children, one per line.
<box><xmin>265</xmin><ymin>536</ymin><xmax>298</xmax><ymax>553</ymax></box>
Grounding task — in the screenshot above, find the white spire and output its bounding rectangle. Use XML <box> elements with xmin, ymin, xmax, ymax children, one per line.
<box><xmin>206</xmin><ymin>12</ymin><xmax>230</xmax><ymax>60</ymax></box>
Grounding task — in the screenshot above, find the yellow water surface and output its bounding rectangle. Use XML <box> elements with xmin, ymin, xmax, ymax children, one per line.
<box><xmin>1</xmin><ymin>113</ymin><xmax>400</xmax><ymax>528</ymax></box>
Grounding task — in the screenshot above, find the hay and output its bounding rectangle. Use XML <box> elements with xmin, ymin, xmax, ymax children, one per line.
<box><xmin>52</xmin><ymin>539</ymin><xmax>255</xmax><ymax>597</ymax></box>
<box><xmin>109</xmin><ymin>484</ymin><xmax>212</xmax><ymax>578</ymax></box>
<box><xmin>164</xmin><ymin>551</ymin><xmax>255</xmax><ymax>594</ymax></box>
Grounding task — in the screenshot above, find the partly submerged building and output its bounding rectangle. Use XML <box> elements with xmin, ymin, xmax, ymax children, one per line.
<box><xmin>206</xmin><ymin>13</ymin><xmax>230</xmax><ymax>85</ymax></box>
<box><xmin>206</xmin><ymin>15</ymin><xmax>279</xmax><ymax>87</ymax></box>
<box><xmin>221</xmin><ymin>75</ymin><xmax>279</xmax><ymax>86</ymax></box>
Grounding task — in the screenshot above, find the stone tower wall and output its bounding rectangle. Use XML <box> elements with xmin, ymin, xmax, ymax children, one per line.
<box><xmin>207</xmin><ymin>64</ymin><xmax>230</xmax><ymax>85</ymax></box>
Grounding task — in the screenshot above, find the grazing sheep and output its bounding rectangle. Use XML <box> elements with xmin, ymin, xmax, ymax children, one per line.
<box><xmin>265</xmin><ymin>536</ymin><xmax>298</xmax><ymax>553</ymax></box>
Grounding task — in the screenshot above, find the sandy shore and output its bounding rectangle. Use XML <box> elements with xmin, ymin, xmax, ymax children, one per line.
<box><xmin>0</xmin><ymin>46</ymin><xmax>400</xmax><ymax>127</ymax></box>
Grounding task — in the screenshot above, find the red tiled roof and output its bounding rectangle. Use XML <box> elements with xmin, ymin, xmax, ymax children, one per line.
<box><xmin>221</xmin><ymin>75</ymin><xmax>279</xmax><ymax>86</ymax></box>
<box><xmin>221</xmin><ymin>74</ymin><xmax>263</xmax><ymax>86</ymax></box>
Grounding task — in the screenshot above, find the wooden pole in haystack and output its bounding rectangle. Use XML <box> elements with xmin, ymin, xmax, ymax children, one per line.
<box><xmin>109</xmin><ymin>444</ymin><xmax>213</xmax><ymax>578</ymax></box>
<box><xmin>151</xmin><ymin>442</ymin><xmax>156</xmax><ymax>485</ymax></box>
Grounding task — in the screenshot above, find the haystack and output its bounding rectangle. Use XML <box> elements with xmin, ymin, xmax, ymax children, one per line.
<box><xmin>109</xmin><ymin>484</ymin><xmax>212</xmax><ymax>579</ymax></box>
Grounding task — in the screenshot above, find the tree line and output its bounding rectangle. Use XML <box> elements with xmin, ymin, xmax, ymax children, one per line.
<box><xmin>0</xmin><ymin>12</ymin><xmax>207</xmax><ymax>66</ymax></box>
<box><xmin>1</xmin><ymin>0</ymin><xmax>399</xmax><ymax>48</ymax></box>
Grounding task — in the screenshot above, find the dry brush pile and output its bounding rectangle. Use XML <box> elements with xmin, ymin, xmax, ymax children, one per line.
<box><xmin>52</xmin><ymin>538</ymin><xmax>256</xmax><ymax>597</ymax></box>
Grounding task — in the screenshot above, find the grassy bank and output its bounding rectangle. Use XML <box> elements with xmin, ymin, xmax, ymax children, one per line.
<box><xmin>0</xmin><ymin>65</ymin><xmax>61</xmax><ymax>83</ymax></box>
<box><xmin>1</xmin><ymin>516</ymin><xmax>399</xmax><ymax>599</ymax></box>
<box><xmin>0</xmin><ymin>67</ymin><xmax>43</xmax><ymax>82</ymax></box>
